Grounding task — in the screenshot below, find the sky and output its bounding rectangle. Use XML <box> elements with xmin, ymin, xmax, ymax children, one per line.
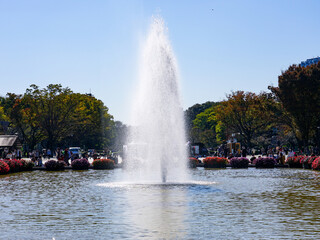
<box><xmin>0</xmin><ymin>0</ymin><xmax>319</xmax><ymax>124</ymax></box>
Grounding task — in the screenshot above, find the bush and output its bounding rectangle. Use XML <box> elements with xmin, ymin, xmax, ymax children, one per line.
<box><xmin>230</xmin><ymin>157</ymin><xmax>249</xmax><ymax>168</ymax></box>
<box><xmin>92</xmin><ymin>159</ymin><xmax>115</xmax><ymax>170</ymax></box>
<box><xmin>286</xmin><ymin>156</ymin><xmax>303</xmax><ymax>168</ymax></box>
<box><xmin>203</xmin><ymin>157</ymin><xmax>228</xmax><ymax>168</ymax></box>
<box><xmin>312</xmin><ymin>157</ymin><xmax>320</xmax><ymax>170</ymax></box>
<box><xmin>45</xmin><ymin>160</ymin><xmax>66</xmax><ymax>171</ymax></box>
<box><xmin>3</xmin><ymin>159</ymin><xmax>23</xmax><ymax>172</ymax></box>
<box><xmin>188</xmin><ymin>157</ymin><xmax>198</xmax><ymax>168</ymax></box>
<box><xmin>71</xmin><ymin>158</ymin><xmax>90</xmax><ymax>170</ymax></box>
<box><xmin>254</xmin><ymin>157</ymin><xmax>276</xmax><ymax>168</ymax></box>
<box><xmin>301</xmin><ymin>156</ymin><xmax>317</xmax><ymax>169</ymax></box>
<box><xmin>0</xmin><ymin>160</ymin><xmax>10</xmax><ymax>175</ymax></box>
<box><xmin>20</xmin><ymin>159</ymin><xmax>34</xmax><ymax>171</ymax></box>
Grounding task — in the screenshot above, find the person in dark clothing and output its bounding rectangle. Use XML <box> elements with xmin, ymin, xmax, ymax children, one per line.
<box><xmin>241</xmin><ymin>147</ymin><xmax>247</xmax><ymax>157</ymax></box>
<box><xmin>64</xmin><ymin>148</ymin><xmax>70</xmax><ymax>166</ymax></box>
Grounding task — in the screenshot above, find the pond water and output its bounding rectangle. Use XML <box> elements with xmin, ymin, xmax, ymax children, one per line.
<box><xmin>1</xmin><ymin>168</ymin><xmax>319</xmax><ymax>240</ymax></box>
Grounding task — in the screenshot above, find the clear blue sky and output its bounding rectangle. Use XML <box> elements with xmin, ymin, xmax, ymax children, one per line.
<box><xmin>0</xmin><ymin>0</ymin><xmax>319</xmax><ymax>124</ymax></box>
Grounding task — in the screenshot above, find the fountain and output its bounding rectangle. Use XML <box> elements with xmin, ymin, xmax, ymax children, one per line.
<box><xmin>125</xmin><ymin>16</ymin><xmax>188</xmax><ymax>183</ymax></box>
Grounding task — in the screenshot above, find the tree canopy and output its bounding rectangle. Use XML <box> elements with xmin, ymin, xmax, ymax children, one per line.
<box><xmin>1</xmin><ymin>84</ymin><xmax>115</xmax><ymax>151</ymax></box>
<box><xmin>214</xmin><ymin>91</ymin><xmax>278</xmax><ymax>148</ymax></box>
<box><xmin>270</xmin><ymin>62</ymin><xmax>320</xmax><ymax>147</ymax></box>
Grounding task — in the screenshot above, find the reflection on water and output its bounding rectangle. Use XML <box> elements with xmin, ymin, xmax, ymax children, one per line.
<box><xmin>0</xmin><ymin>168</ymin><xmax>319</xmax><ymax>239</ymax></box>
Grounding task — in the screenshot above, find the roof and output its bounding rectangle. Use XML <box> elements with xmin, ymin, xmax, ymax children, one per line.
<box><xmin>0</xmin><ymin>135</ymin><xmax>19</xmax><ymax>147</ymax></box>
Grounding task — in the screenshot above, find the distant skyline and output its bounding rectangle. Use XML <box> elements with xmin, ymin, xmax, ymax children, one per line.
<box><xmin>1</xmin><ymin>0</ymin><xmax>319</xmax><ymax>124</ymax></box>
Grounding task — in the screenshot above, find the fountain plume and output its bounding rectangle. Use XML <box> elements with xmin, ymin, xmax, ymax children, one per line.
<box><xmin>125</xmin><ymin>16</ymin><xmax>188</xmax><ymax>183</ymax></box>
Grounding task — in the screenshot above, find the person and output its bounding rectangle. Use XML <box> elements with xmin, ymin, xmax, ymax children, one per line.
<box><xmin>277</xmin><ymin>152</ymin><xmax>285</xmax><ymax>165</ymax></box>
<box><xmin>64</xmin><ymin>148</ymin><xmax>70</xmax><ymax>166</ymax></box>
<box><xmin>16</xmin><ymin>148</ymin><xmax>22</xmax><ymax>159</ymax></box>
<box><xmin>241</xmin><ymin>147</ymin><xmax>247</xmax><ymax>157</ymax></box>
<box><xmin>56</xmin><ymin>147</ymin><xmax>62</xmax><ymax>160</ymax></box>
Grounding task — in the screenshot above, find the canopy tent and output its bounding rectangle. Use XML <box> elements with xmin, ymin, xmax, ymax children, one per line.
<box><xmin>0</xmin><ymin>135</ymin><xmax>22</xmax><ymax>148</ymax></box>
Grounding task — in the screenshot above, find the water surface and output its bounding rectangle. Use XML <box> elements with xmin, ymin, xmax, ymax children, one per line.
<box><xmin>1</xmin><ymin>168</ymin><xmax>319</xmax><ymax>239</ymax></box>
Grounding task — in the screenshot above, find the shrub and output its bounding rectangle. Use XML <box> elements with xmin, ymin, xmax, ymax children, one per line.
<box><xmin>20</xmin><ymin>159</ymin><xmax>34</xmax><ymax>171</ymax></box>
<box><xmin>254</xmin><ymin>157</ymin><xmax>276</xmax><ymax>168</ymax></box>
<box><xmin>3</xmin><ymin>159</ymin><xmax>23</xmax><ymax>172</ymax></box>
<box><xmin>286</xmin><ymin>156</ymin><xmax>303</xmax><ymax>168</ymax></box>
<box><xmin>203</xmin><ymin>157</ymin><xmax>228</xmax><ymax>168</ymax></box>
<box><xmin>230</xmin><ymin>157</ymin><xmax>249</xmax><ymax>168</ymax></box>
<box><xmin>312</xmin><ymin>157</ymin><xmax>320</xmax><ymax>170</ymax></box>
<box><xmin>0</xmin><ymin>160</ymin><xmax>10</xmax><ymax>175</ymax></box>
<box><xmin>92</xmin><ymin>159</ymin><xmax>115</xmax><ymax>170</ymax></box>
<box><xmin>301</xmin><ymin>156</ymin><xmax>317</xmax><ymax>169</ymax></box>
<box><xmin>188</xmin><ymin>157</ymin><xmax>198</xmax><ymax>168</ymax></box>
<box><xmin>71</xmin><ymin>158</ymin><xmax>90</xmax><ymax>170</ymax></box>
<box><xmin>45</xmin><ymin>160</ymin><xmax>66</xmax><ymax>171</ymax></box>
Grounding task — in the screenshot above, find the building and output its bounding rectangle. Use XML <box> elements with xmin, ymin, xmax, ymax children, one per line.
<box><xmin>300</xmin><ymin>57</ymin><xmax>320</xmax><ymax>67</ymax></box>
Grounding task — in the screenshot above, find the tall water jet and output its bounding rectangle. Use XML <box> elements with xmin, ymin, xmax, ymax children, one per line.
<box><xmin>125</xmin><ymin>16</ymin><xmax>188</xmax><ymax>183</ymax></box>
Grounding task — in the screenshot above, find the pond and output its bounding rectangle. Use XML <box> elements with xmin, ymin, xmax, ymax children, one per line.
<box><xmin>1</xmin><ymin>168</ymin><xmax>319</xmax><ymax>240</ymax></box>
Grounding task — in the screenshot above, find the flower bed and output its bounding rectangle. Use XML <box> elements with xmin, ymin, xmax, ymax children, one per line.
<box><xmin>286</xmin><ymin>156</ymin><xmax>303</xmax><ymax>168</ymax></box>
<box><xmin>92</xmin><ymin>159</ymin><xmax>115</xmax><ymax>170</ymax></box>
<box><xmin>311</xmin><ymin>157</ymin><xmax>320</xmax><ymax>170</ymax></box>
<box><xmin>71</xmin><ymin>158</ymin><xmax>90</xmax><ymax>170</ymax></box>
<box><xmin>230</xmin><ymin>157</ymin><xmax>249</xmax><ymax>168</ymax></box>
<box><xmin>0</xmin><ymin>160</ymin><xmax>10</xmax><ymax>175</ymax></box>
<box><xmin>20</xmin><ymin>159</ymin><xmax>34</xmax><ymax>171</ymax></box>
<box><xmin>45</xmin><ymin>160</ymin><xmax>66</xmax><ymax>171</ymax></box>
<box><xmin>203</xmin><ymin>157</ymin><xmax>228</xmax><ymax>168</ymax></box>
<box><xmin>254</xmin><ymin>157</ymin><xmax>276</xmax><ymax>168</ymax></box>
<box><xmin>301</xmin><ymin>156</ymin><xmax>317</xmax><ymax>169</ymax></box>
<box><xmin>3</xmin><ymin>159</ymin><xmax>23</xmax><ymax>173</ymax></box>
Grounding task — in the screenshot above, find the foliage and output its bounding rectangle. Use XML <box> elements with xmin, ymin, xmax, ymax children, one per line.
<box><xmin>184</xmin><ymin>102</ymin><xmax>218</xmax><ymax>144</ymax></box>
<box><xmin>230</xmin><ymin>157</ymin><xmax>249</xmax><ymax>168</ymax></box>
<box><xmin>20</xmin><ymin>159</ymin><xmax>34</xmax><ymax>171</ymax></box>
<box><xmin>92</xmin><ymin>158</ymin><xmax>115</xmax><ymax>170</ymax></box>
<box><xmin>45</xmin><ymin>160</ymin><xmax>66</xmax><ymax>171</ymax></box>
<box><xmin>285</xmin><ymin>156</ymin><xmax>303</xmax><ymax>168</ymax></box>
<box><xmin>71</xmin><ymin>158</ymin><xmax>90</xmax><ymax>170</ymax></box>
<box><xmin>311</xmin><ymin>157</ymin><xmax>320</xmax><ymax>170</ymax></box>
<box><xmin>188</xmin><ymin>157</ymin><xmax>198</xmax><ymax>168</ymax></box>
<box><xmin>254</xmin><ymin>157</ymin><xmax>276</xmax><ymax>168</ymax></box>
<box><xmin>192</xmin><ymin>106</ymin><xmax>219</xmax><ymax>148</ymax></box>
<box><xmin>0</xmin><ymin>160</ymin><xmax>10</xmax><ymax>175</ymax></box>
<box><xmin>203</xmin><ymin>157</ymin><xmax>228</xmax><ymax>168</ymax></box>
<box><xmin>270</xmin><ymin>62</ymin><xmax>320</xmax><ymax>147</ymax></box>
<box><xmin>2</xmin><ymin>84</ymin><xmax>115</xmax><ymax>150</ymax></box>
<box><xmin>3</xmin><ymin>159</ymin><xmax>23</xmax><ymax>172</ymax></box>
<box><xmin>109</xmin><ymin>121</ymin><xmax>128</xmax><ymax>152</ymax></box>
<box><xmin>301</xmin><ymin>156</ymin><xmax>317</xmax><ymax>169</ymax></box>
<box><xmin>214</xmin><ymin>91</ymin><xmax>279</xmax><ymax>148</ymax></box>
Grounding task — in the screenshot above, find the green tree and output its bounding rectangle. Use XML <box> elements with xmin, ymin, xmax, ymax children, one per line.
<box><xmin>215</xmin><ymin>91</ymin><xmax>278</xmax><ymax>148</ymax></box>
<box><xmin>192</xmin><ymin>107</ymin><xmax>218</xmax><ymax>148</ymax></box>
<box><xmin>24</xmin><ymin>84</ymin><xmax>78</xmax><ymax>149</ymax></box>
<box><xmin>185</xmin><ymin>101</ymin><xmax>218</xmax><ymax>143</ymax></box>
<box><xmin>70</xmin><ymin>93</ymin><xmax>114</xmax><ymax>149</ymax></box>
<box><xmin>270</xmin><ymin>62</ymin><xmax>320</xmax><ymax>147</ymax></box>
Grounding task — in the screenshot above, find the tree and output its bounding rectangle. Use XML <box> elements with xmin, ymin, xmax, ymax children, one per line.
<box><xmin>70</xmin><ymin>93</ymin><xmax>114</xmax><ymax>149</ymax></box>
<box><xmin>215</xmin><ymin>91</ymin><xmax>278</xmax><ymax>148</ymax></box>
<box><xmin>23</xmin><ymin>84</ymin><xmax>78</xmax><ymax>149</ymax></box>
<box><xmin>270</xmin><ymin>62</ymin><xmax>320</xmax><ymax>147</ymax></box>
<box><xmin>184</xmin><ymin>101</ymin><xmax>219</xmax><ymax>143</ymax></box>
<box><xmin>191</xmin><ymin>107</ymin><xmax>218</xmax><ymax>148</ymax></box>
<box><xmin>110</xmin><ymin>121</ymin><xmax>128</xmax><ymax>152</ymax></box>
<box><xmin>2</xmin><ymin>84</ymin><xmax>115</xmax><ymax>151</ymax></box>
